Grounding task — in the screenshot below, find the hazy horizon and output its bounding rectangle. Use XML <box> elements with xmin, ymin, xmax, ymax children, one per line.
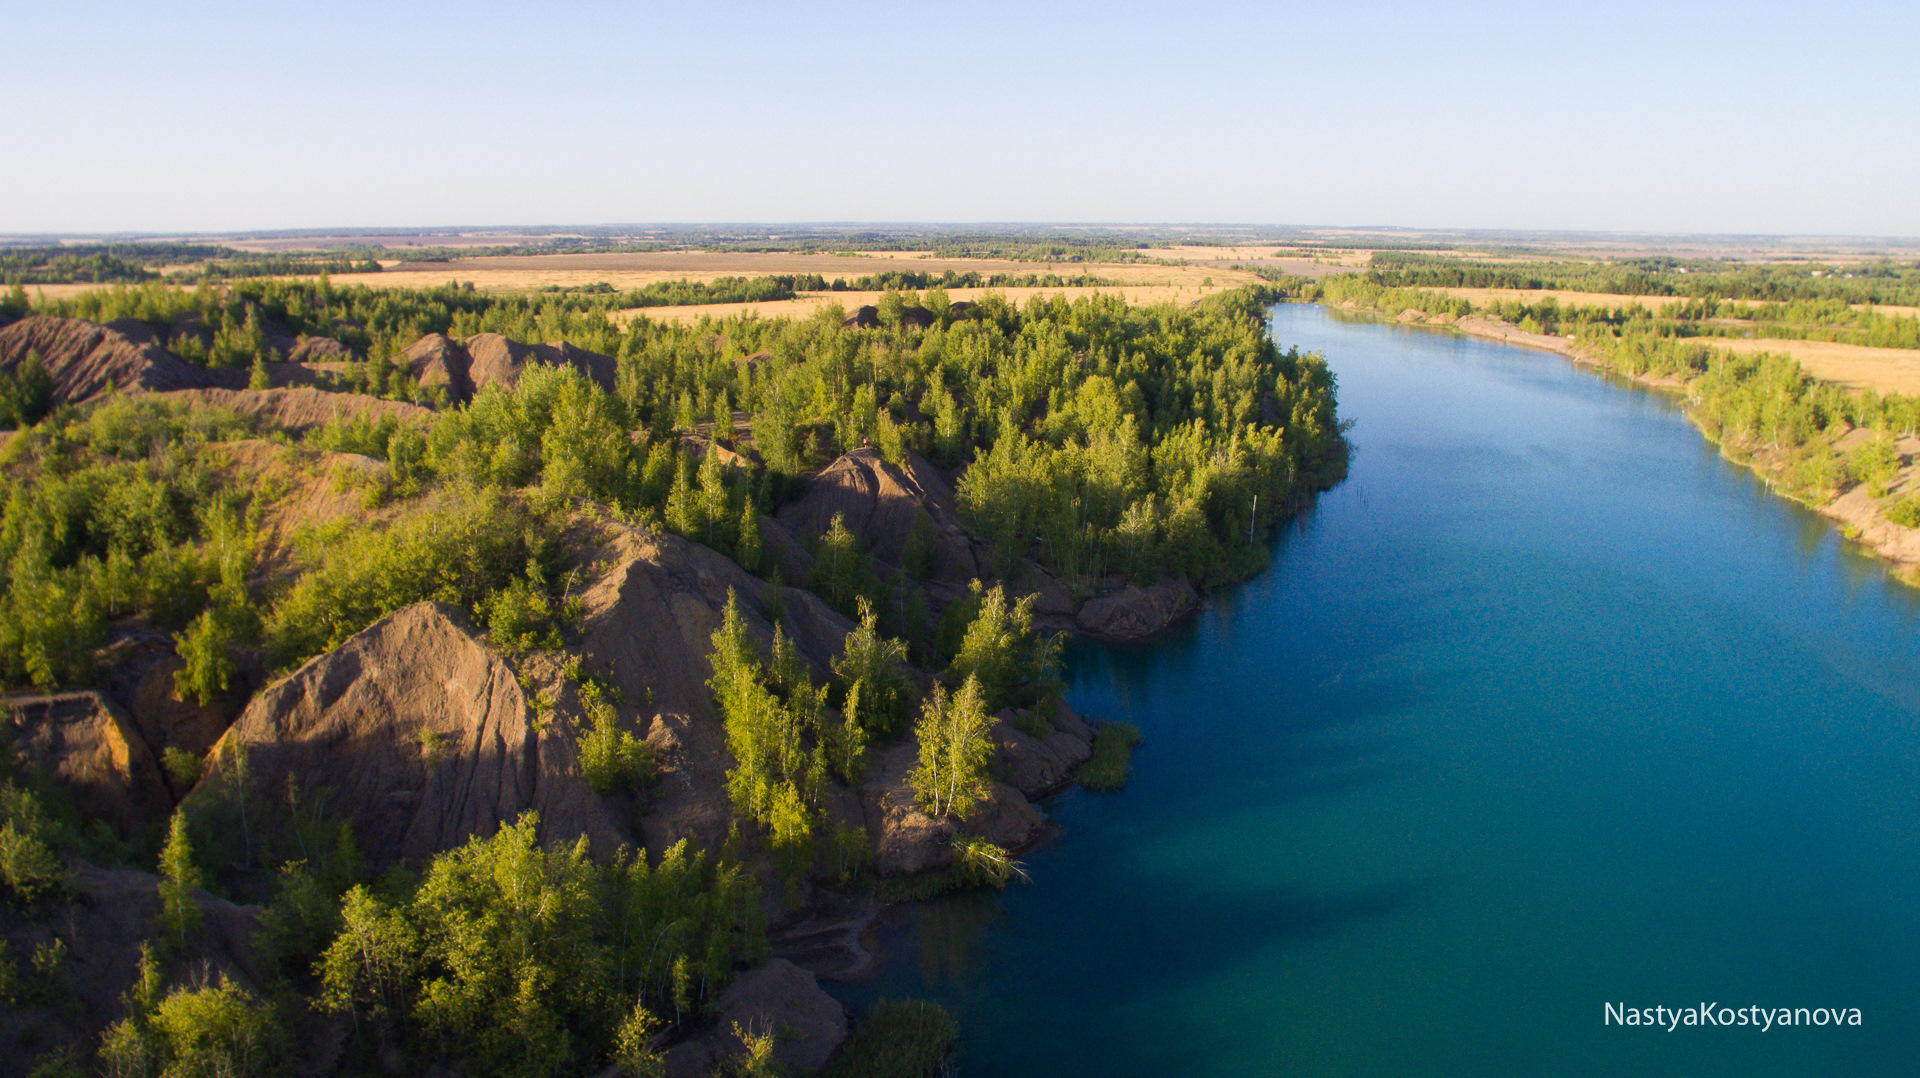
<box><xmin>7</xmin><ymin>0</ymin><xmax>1915</xmax><ymax>237</ymax></box>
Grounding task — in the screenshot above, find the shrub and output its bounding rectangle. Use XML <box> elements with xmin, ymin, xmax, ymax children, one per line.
<box><xmin>822</xmin><ymin>1000</ymin><xmax>959</xmax><ymax>1078</ymax></box>
<box><xmin>1076</xmin><ymin>720</ymin><xmax>1142</xmax><ymax>792</ymax></box>
<box><xmin>0</xmin><ymin>783</ymin><xmax>67</xmax><ymax>904</ymax></box>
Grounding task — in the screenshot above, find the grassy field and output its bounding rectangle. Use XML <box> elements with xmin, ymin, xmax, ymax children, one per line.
<box><xmin>613</xmin><ymin>282</ymin><xmax>1256</xmax><ymax>325</ymax></box>
<box><xmin>274</xmin><ymin>250</ymin><xmax>1268</xmax><ymax>299</ymax></box>
<box><xmin>1423</xmin><ymin>286</ymin><xmax>1920</xmax><ymax>319</ymax></box>
<box><xmin>1704</xmin><ymin>337</ymin><xmax>1920</xmax><ymax>396</ymax></box>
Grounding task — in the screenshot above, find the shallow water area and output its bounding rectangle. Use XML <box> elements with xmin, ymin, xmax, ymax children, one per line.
<box><xmin>830</xmin><ymin>303</ymin><xmax>1920</xmax><ymax>1077</ymax></box>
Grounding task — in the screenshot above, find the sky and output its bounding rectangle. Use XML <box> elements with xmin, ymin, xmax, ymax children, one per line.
<box><xmin>3</xmin><ymin>0</ymin><xmax>1916</xmax><ymax>237</ymax></box>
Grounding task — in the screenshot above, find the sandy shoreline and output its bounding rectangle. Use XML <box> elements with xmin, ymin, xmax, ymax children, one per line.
<box><xmin>1334</xmin><ymin>300</ymin><xmax>1920</xmax><ymax>582</ymax></box>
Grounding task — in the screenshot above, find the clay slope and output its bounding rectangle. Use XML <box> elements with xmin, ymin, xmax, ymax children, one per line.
<box><xmin>0</xmin><ymin>865</ymin><xmax>267</xmax><ymax>1071</ymax></box>
<box><xmin>776</xmin><ymin>448</ymin><xmax>978</xmax><ymax>583</ymax></box>
<box><xmin>0</xmin><ymin>314</ymin><xmax>234</xmax><ymax>403</ymax></box>
<box><xmin>405</xmin><ymin>331</ymin><xmax>616</xmax><ymax>404</ymax></box>
<box><xmin>1</xmin><ymin>691</ymin><xmax>171</xmax><ymax>840</ymax></box>
<box><xmin>577</xmin><ymin>524</ymin><xmax>855</xmax><ymax>855</ymax></box>
<box><xmin>160</xmin><ymin>386</ymin><xmax>432</xmax><ymax>434</ymax></box>
<box><xmin>201</xmin><ymin>602</ymin><xmax>624</xmax><ymax>868</ymax></box>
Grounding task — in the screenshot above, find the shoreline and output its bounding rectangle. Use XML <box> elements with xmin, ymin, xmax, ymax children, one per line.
<box><xmin>1326</xmin><ymin>299</ymin><xmax>1920</xmax><ymax>583</ymax></box>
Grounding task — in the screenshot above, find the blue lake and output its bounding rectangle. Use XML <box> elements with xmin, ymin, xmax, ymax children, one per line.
<box><xmin>830</xmin><ymin>303</ymin><xmax>1920</xmax><ymax>1076</ymax></box>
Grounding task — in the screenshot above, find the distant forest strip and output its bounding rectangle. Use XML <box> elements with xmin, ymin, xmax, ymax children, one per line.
<box><xmin>1366</xmin><ymin>251</ymin><xmax>1920</xmax><ymax>307</ymax></box>
<box><xmin>1310</xmin><ymin>269</ymin><xmax>1920</xmax><ymax>352</ymax></box>
<box><xmin>2</xmin><ymin>270</ymin><xmax>1132</xmax><ymax>361</ymax></box>
<box><xmin>0</xmin><ymin>243</ymin><xmax>381</xmax><ymax>284</ymax></box>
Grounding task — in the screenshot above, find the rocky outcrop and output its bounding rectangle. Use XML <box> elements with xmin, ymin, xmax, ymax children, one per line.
<box><xmin>0</xmin><ymin>315</ymin><xmax>232</xmax><ymax>403</ymax></box>
<box><xmin>287</xmin><ymin>335</ymin><xmax>356</xmax><ymax>363</ymax></box>
<box><xmin>776</xmin><ymin>448</ymin><xmax>978</xmax><ymax>582</ymax></box>
<box><xmin>992</xmin><ymin>701</ymin><xmax>1094</xmax><ymax>798</ymax></box>
<box><xmin>1075</xmin><ymin>577</ymin><xmax>1199</xmax><ymax>640</ymax></box>
<box><xmin>102</xmin><ymin>633</ymin><xmax>250</xmax><ymax>775</ymax></box>
<box><xmin>662</xmin><ymin>959</ymin><xmax>848</xmax><ymax>1078</ymax></box>
<box><xmin>403</xmin><ymin>331</ymin><xmax>617</xmax><ymax>404</ymax></box>
<box><xmin>843</xmin><ymin>305</ymin><xmax>880</xmax><ymax>329</ymax></box>
<box><xmin>2</xmin><ymin>691</ymin><xmax>171</xmax><ymax>840</ymax></box>
<box><xmin>159</xmin><ymin>387</ymin><xmax>432</xmax><ymax>433</ymax></box>
<box><xmin>403</xmin><ymin>332</ymin><xmax>475</xmax><ymax>401</ymax></box>
<box><xmin>200</xmin><ymin>602</ymin><xmax>625</xmax><ymax>868</ymax></box>
<box><xmin>861</xmin><ymin>737</ymin><xmax>1043</xmax><ymax>876</ymax></box>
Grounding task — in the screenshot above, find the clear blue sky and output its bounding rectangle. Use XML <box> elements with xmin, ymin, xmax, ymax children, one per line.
<box><xmin>5</xmin><ymin>0</ymin><xmax>1915</xmax><ymax>236</ymax></box>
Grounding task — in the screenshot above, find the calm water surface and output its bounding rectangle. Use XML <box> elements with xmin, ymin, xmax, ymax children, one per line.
<box><xmin>832</xmin><ymin>304</ymin><xmax>1920</xmax><ymax>1076</ymax></box>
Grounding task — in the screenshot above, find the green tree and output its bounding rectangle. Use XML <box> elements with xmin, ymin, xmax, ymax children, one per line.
<box><xmin>809</xmin><ymin>513</ymin><xmax>867</xmax><ymax>614</ymax></box>
<box><xmin>146</xmin><ymin>977</ymin><xmax>287</xmax><ymax>1078</ymax></box>
<box><xmin>157</xmin><ymin>810</ymin><xmax>201</xmax><ymax>952</ymax></box>
<box><xmin>735</xmin><ymin>504</ymin><xmax>763</xmax><ymax>574</ymax></box>
<box><xmin>910</xmin><ymin>675</ymin><xmax>994</xmax><ymax>818</ymax></box>
<box><xmin>318</xmin><ymin>885</ymin><xmax>417</xmax><ymax>1043</ymax></box>
<box><xmin>830</xmin><ymin>597</ymin><xmax>912</xmax><ymax>738</ymax></box>
<box><xmin>948</xmin><ymin>584</ymin><xmax>1062</xmax><ymax>712</ymax></box>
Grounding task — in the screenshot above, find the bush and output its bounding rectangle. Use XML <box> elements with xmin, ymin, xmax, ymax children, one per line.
<box><xmin>1886</xmin><ymin>495</ymin><xmax>1920</xmax><ymax>528</ymax></box>
<box><xmin>0</xmin><ymin>782</ymin><xmax>67</xmax><ymax>904</ymax></box>
<box><xmin>1076</xmin><ymin>720</ymin><xmax>1142</xmax><ymax>792</ymax></box>
<box><xmin>822</xmin><ymin>1000</ymin><xmax>958</xmax><ymax>1078</ymax></box>
<box><xmin>577</xmin><ymin>682</ymin><xmax>651</xmax><ymax>795</ymax></box>
<box><xmin>102</xmin><ymin>976</ymin><xmax>288</xmax><ymax>1078</ymax></box>
<box><xmin>264</xmin><ymin>488</ymin><xmax>554</xmax><ymax>668</ymax></box>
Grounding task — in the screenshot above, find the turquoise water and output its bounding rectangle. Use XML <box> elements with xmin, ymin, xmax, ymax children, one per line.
<box><xmin>832</xmin><ymin>304</ymin><xmax>1920</xmax><ymax>1076</ymax></box>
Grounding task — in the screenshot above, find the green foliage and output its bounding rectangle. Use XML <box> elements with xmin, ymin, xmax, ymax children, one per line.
<box><xmin>317</xmin><ymin>813</ymin><xmax>762</xmax><ymax>1076</ymax></box>
<box><xmin>172</xmin><ymin>607</ymin><xmax>236</xmax><ymax>705</ymax></box>
<box><xmin>102</xmin><ymin>975</ymin><xmax>288</xmax><ymax>1078</ymax></box>
<box><xmin>830</xmin><ymin>597</ymin><xmax>912</xmax><ymax>739</ymax></box>
<box><xmin>0</xmin><ymin>397</ymin><xmax>256</xmax><ymax>688</ymax></box>
<box><xmin>578</xmin><ymin>678</ymin><xmax>652</xmax><ymax>795</ymax></box>
<box><xmin>254</xmin><ymin>861</ymin><xmax>343</xmax><ymax>989</ymax></box>
<box><xmin>1848</xmin><ymin>434</ymin><xmax>1903</xmax><ymax>497</ymax></box>
<box><xmin>809</xmin><ymin>513</ymin><xmax>873</xmax><ymax>615</ymax></box>
<box><xmin>948</xmin><ymin>584</ymin><xmax>1062</xmax><ymax>713</ymax></box>
<box><xmin>1077</xmin><ymin>721</ymin><xmax>1143</xmax><ymax>792</ymax></box>
<box><xmin>156</xmin><ymin>810</ymin><xmax>202</xmax><ymax>951</ymax></box>
<box><xmin>160</xmin><ymin>746</ymin><xmax>201</xmax><ymax>800</ymax></box>
<box><xmin>264</xmin><ymin>487</ymin><xmax>554</xmax><ymax>668</ymax></box>
<box><xmin>821</xmin><ymin>1000</ymin><xmax>959</xmax><ymax>1078</ymax></box>
<box><xmin>0</xmin><ymin>781</ymin><xmax>68</xmax><ymax>904</ymax></box>
<box><xmin>950</xmin><ymin>837</ymin><xmax>1024</xmax><ymax>889</ymax></box>
<box><xmin>724</xmin><ymin>1023</ymin><xmax>783</xmax><ymax>1078</ymax></box>
<box><xmin>612</xmin><ymin>1000</ymin><xmax>667</xmax><ymax>1077</ymax></box>
<box><xmin>0</xmin><ymin>351</ymin><xmax>55</xmax><ymax>429</ymax></box>
<box><xmin>1885</xmin><ymin>496</ymin><xmax>1920</xmax><ymax>528</ymax></box>
<box><xmin>708</xmin><ymin>593</ymin><xmax>831</xmax><ymax>885</ymax></box>
<box><xmin>910</xmin><ymin>676</ymin><xmax>994</xmax><ymax>819</ymax></box>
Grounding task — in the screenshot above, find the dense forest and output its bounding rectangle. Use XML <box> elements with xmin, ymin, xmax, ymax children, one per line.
<box><xmin>0</xmin><ymin>279</ymin><xmax>1343</xmax><ymax>1075</ymax></box>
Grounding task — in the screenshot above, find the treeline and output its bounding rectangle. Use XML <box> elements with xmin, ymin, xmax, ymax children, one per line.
<box><xmin>191</xmin><ymin>256</ymin><xmax>383</xmax><ymax>280</ymax></box>
<box><xmin>1366</xmin><ymin>251</ymin><xmax>1920</xmax><ymax>307</ymax></box>
<box><xmin>1316</xmin><ymin>274</ymin><xmax>1920</xmax><ymax>352</ymax></box>
<box><xmin>925</xmin><ymin>242</ymin><xmax>1148</xmax><ymax>263</ymax></box>
<box><xmin>0</xmin><ymin>244</ymin><xmax>383</xmax><ymax>285</ymax></box>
